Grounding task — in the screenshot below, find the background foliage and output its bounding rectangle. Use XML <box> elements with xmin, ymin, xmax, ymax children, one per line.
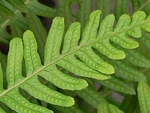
<box><xmin>0</xmin><ymin>0</ymin><xmax>150</xmax><ymax>113</ymax></box>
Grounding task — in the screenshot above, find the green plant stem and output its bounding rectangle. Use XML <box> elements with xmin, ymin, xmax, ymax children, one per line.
<box><xmin>137</xmin><ymin>0</ymin><xmax>150</xmax><ymax>11</ymax></box>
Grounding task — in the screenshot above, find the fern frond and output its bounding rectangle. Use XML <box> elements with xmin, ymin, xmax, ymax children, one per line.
<box><xmin>14</xmin><ymin>12</ymin><xmax>28</xmax><ymax>30</ymax></box>
<box><xmin>132</xmin><ymin>0</ymin><xmax>150</xmax><ymax>14</ymax></box>
<box><xmin>76</xmin><ymin>0</ymin><xmax>92</xmax><ymax>30</ymax></box>
<box><xmin>55</xmin><ymin>10</ymin><xmax>111</xmax><ymax>79</ymax></box>
<box><xmin>79</xmin><ymin>100</ymin><xmax>96</xmax><ymax>113</ymax></box>
<box><xmin>0</xmin><ymin>0</ymin><xmax>56</xmax><ymax>44</ymax></box>
<box><xmin>26</xmin><ymin>11</ymin><xmax>47</xmax><ymax>61</ymax></box>
<box><xmin>127</xmin><ymin>11</ymin><xmax>146</xmax><ymax>37</ymax></box>
<box><xmin>0</xmin><ymin>107</ymin><xmax>5</xmax><ymax>113</ymax></box>
<box><xmin>138</xmin><ymin>82</ymin><xmax>150</xmax><ymax>113</ymax></box>
<box><xmin>27</xmin><ymin>0</ymin><xmax>56</xmax><ymax>18</ymax></box>
<box><xmin>0</xmin><ymin>2</ymin><xmax>15</xmax><ymax>19</ymax></box>
<box><xmin>114</xmin><ymin>0</ymin><xmax>129</xmax><ymax>21</ymax></box>
<box><xmin>0</xmin><ymin>52</ymin><xmax>7</xmax><ymax>84</ymax></box>
<box><xmin>10</xmin><ymin>22</ymin><xmax>23</xmax><ymax>38</ymax></box>
<box><xmin>111</xmin><ymin>14</ymin><xmax>139</xmax><ymax>49</ymax></box>
<box><xmin>5</xmin><ymin>0</ymin><xmax>27</xmax><ymax>12</ymax></box>
<box><xmin>54</xmin><ymin>105</ymin><xmax>84</xmax><ymax>113</ymax></box>
<box><xmin>23</xmin><ymin>30</ymin><xmax>42</xmax><ymax>75</ymax></box>
<box><xmin>44</xmin><ymin>17</ymin><xmax>65</xmax><ymax>63</ymax></box>
<box><xmin>109</xmin><ymin>60</ymin><xmax>146</xmax><ymax>82</ymax></box>
<box><xmin>76</xmin><ymin>86</ymin><xmax>106</xmax><ymax>108</ymax></box>
<box><xmin>6</xmin><ymin>38</ymin><xmax>23</xmax><ymax>88</ymax></box>
<box><xmin>1</xmin><ymin>89</ymin><xmax>54</xmax><ymax>113</ymax></box>
<box><xmin>140</xmin><ymin>31</ymin><xmax>150</xmax><ymax>47</ymax></box>
<box><xmin>0</xmin><ymin>63</ymin><xmax>3</xmax><ymax>92</ymax></box>
<box><xmin>57</xmin><ymin>0</ymin><xmax>73</xmax><ymax>30</ymax></box>
<box><xmin>94</xmin><ymin>14</ymin><xmax>126</xmax><ymax>59</ymax></box>
<box><xmin>75</xmin><ymin>11</ymin><xmax>114</xmax><ymax>74</ymax></box>
<box><xmin>97</xmin><ymin>102</ymin><xmax>124</xmax><ymax>113</ymax></box>
<box><xmin>96</xmin><ymin>0</ymin><xmax>111</xmax><ymax>20</ymax></box>
<box><xmin>124</xmin><ymin>49</ymin><xmax>150</xmax><ymax>67</ymax></box>
<box><xmin>119</xmin><ymin>95</ymin><xmax>137</xmax><ymax>113</ymax></box>
<box><xmin>1</xmin><ymin>10</ymin><xmax>150</xmax><ymax>112</ymax></box>
<box><xmin>131</xmin><ymin>0</ymin><xmax>141</xmax><ymax>12</ymax></box>
<box><xmin>99</xmin><ymin>76</ymin><xmax>136</xmax><ymax>95</ymax></box>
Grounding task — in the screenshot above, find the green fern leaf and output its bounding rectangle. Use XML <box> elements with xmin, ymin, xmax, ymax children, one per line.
<box><xmin>0</xmin><ymin>33</ymin><xmax>9</xmax><ymax>44</ymax></box>
<box><xmin>6</xmin><ymin>38</ymin><xmax>23</xmax><ymax>88</ymax></box>
<box><xmin>76</xmin><ymin>86</ymin><xmax>106</xmax><ymax>108</ymax></box>
<box><xmin>57</xmin><ymin>0</ymin><xmax>73</xmax><ymax>30</ymax></box>
<box><xmin>22</xmin><ymin>30</ymin><xmax>75</xmax><ymax>106</ymax></box>
<box><xmin>0</xmin><ymin>31</ymin><xmax>75</xmax><ymax>112</ymax></box>
<box><xmin>97</xmin><ymin>102</ymin><xmax>123</xmax><ymax>113</ymax></box>
<box><xmin>44</xmin><ymin>17</ymin><xmax>65</xmax><ymax>63</ymax></box>
<box><xmin>111</xmin><ymin>14</ymin><xmax>139</xmax><ymax>49</ymax></box>
<box><xmin>141</xmin><ymin>15</ymin><xmax>150</xmax><ymax>32</ymax></box>
<box><xmin>111</xmin><ymin>60</ymin><xmax>146</xmax><ymax>82</ymax></box>
<box><xmin>0</xmin><ymin>51</ymin><xmax>7</xmax><ymax>78</ymax></box>
<box><xmin>127</xmin><ymin>11</ymin><xmax>146</xmax><ymax>38</ymax></box>
<box><xmin>140</xmin><ymin>31</ymin><xmax>150</xmax><ymax>47</ymax></box>
<box><xmin>5</xmin><ymin>0</ymin><xmax>27</xmax><ymax>12</ymax></box>
<box><xmin>1</xmin><ymin>10</ymin><xmax>150</xmax><ymax>112</ymax></box>
<box><xmin>100</xmin><ymin>54</ymin><xmax>146</xmax><ymax>81</ymax></box>
<box><xmin>0</xmin><ymin>28</ymin><xmax>11</xmax><ymax>41</ymax></box>
<box><xmin>124</xmin><ymin>49</ymin><xmax>150</xmax><ymax>68</ymax></box>
<box><xmin>1</xmin><ymin>89</ymin><xmax>54</xmax><ymax>113</ymax></box>
<box><xmin>0</xmin><ymin>89</ymin><xmax>53</xmax><ymax>113</ymax></box>
<box><xmin>120</xmin><ymin>95</ymin><xmax>137</xmax><ymax>113</ymax></box>
<box><xmin>0</xmin><ymin>3</ymin><xmax>15</xmax><ymax>19</ymax></box>
<box><xmin>99</xmin><ymin>76</ymin><xmax>136</xmax><ymax>95</ymax></box>
<box><xmin>131</xmin><ymin>0</ymin><xmax>140</xmax><ymax>12</ymax></box>
<box><xmin>20</xmin><ymin>78</ymin><xmax>74</xmax><ymax>107</ymax></box>
<box><xmin>23</xmin><ymin>30</ymin><xmax>42</xmax><ymax>75</ymax></box>
<box><xmin>54</xmin><ymin>105</ymin><xmax>84</xmax><ymax>113</ymax></box>
<box><xmin>0</xmin><ymin>107</ymin><xmax>5</xmax><ymax>113</ymax></box>
<box><xmin>138</xmin><ymin>82</ymin><xmax>150</xmax><ymax>113</ymax></box>
<box><xmin>62</xmin><ymin>22</ymin><xmax>80</xmax><ymax>54</ymax></box>
<box><xmin>99</xmin><ymin>51</ymin><xmax>146</xmax><ymax>81</ymax></box>
<box><xmin>76</xmin><ymin>0</ymin><xmax>92</xmax><ymax>31</ymax></box>
<box><xmin>114</xmin><ymin>0</ymin><xmax>129</xmax><ymax>21</ymax></box>
<box><xmin>10</xmin><ymin>22</ymin><xmax>23</xmax><ymax>38</ymax></box>
<box><xmin>110</xmin><ymin>34</ymin><xmax>139</xmax><ymax>49</ymax></box>
<box><xmin>0</xmin><ymin>63</ymin><xmax>3</xmax><ymax>92</ymax></box>
<box><xmin>94</xmin><ymin>14</ymin><xmax>126</xmax><ymax>59</ymax></box>
<box><xmin>96</xmin><ymin>0</ymin><xmax>111</xmax><ymax>20</ymax></box>
<box><xmin>79</xmin><ymin>100</ymin><xmax>96</xmax><ymax>113</ymax></box>
<box><xmin>15</xmin><ymin>12</ymin><xmax>28</xmax><ymax>30</ymax></box>
<box><xmin>131</xmin><ymin>0</ymin><xmax>150</xmax><ymax>14</ymax></box>
<box><xmin>75</xmin><ymin>10</ymin><xmax>114</xmax><ymax>74</ymax></box>
<box><xmin>44</xmin><ymin>10</ymin><xmax>110</xmax><ymax>80</ymax></box>
<box><xmin>0</xmin><ymin>38</ymin><xmax>54</xmax><ymax>112</ymax></box>
<box><xmin>27</xmin><ymin>0</ymin><xmax>56</xmax><ymax>18</ymax></box>
<box><xmin>75</xmin><ymin>48</ymin><xmax>114</xmax><ymax>74</ymax></box>
<box><xmin>80</xmin><ymin>10</ymin><xmax>100</xmax><ymax>45</ymax></box>
<box><xmin>26</xmin><ymin>11</ymin><xmax>47</xmax><ymax>61</ymax></box>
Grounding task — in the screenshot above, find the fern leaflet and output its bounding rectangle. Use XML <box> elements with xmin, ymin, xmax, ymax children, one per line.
<box><xmin>138</xmin><ymin>82</ymin><xmax>150</xmax><ymax>113</ymax></box>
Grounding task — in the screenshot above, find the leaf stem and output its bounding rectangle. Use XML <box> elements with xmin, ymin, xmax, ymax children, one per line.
<box><xmin>137</xmin><ymin>0</ymin><xmax>150</xmax><ymax>11</ymax></box>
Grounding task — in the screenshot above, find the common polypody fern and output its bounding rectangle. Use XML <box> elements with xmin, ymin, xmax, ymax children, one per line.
<box><xmin>0</xmin><ymin>9</ymin><xmax>150</xmax><ymax>113</ymax></box>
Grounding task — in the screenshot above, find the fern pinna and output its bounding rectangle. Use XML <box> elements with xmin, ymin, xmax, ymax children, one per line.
<box><xmin>0</xmin><ymin>10</ymin><xmax>150</xmax><ymax>113</ymax></box>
